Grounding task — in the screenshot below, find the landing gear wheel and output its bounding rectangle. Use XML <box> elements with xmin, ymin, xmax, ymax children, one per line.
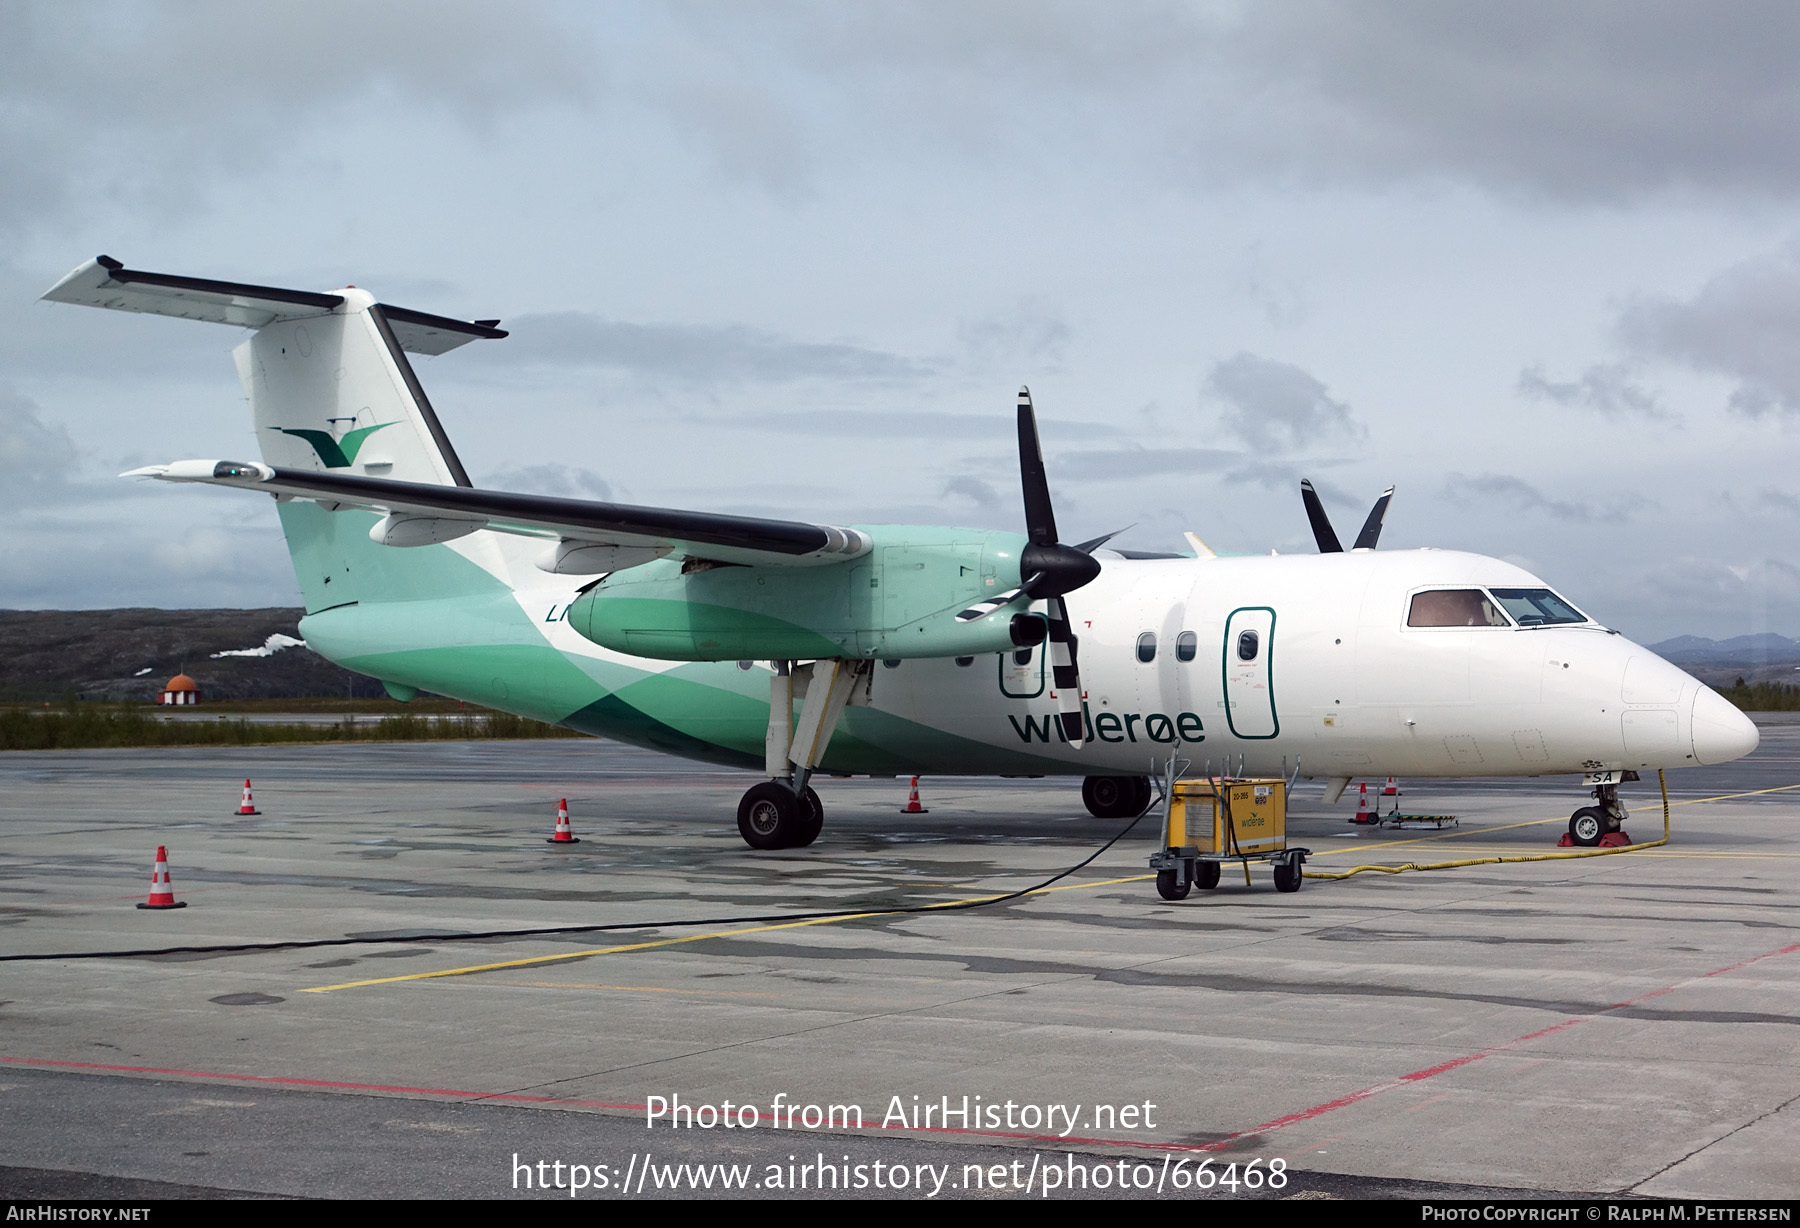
<box><xmin>1194</xmin><ymin>861</ymin><xmax>1221</xmax><ymax>890</ymax></box>
<box><xmin>1569</xmin><ymin>806</ymin><xmax>1606</xmax><ymax>847</ymax></box>
<box><xmin>1128</xmin><ymin>775</ymin><xmax>1154</xmax><ymax>816</ymax></box>
<box><xmin>1082</xmin><ymin>775</ymin><xmax>1154</xmax><ymax>818</ymax></box>
<box><xmin>1156</xmin><ymin>870</ymin><xmax>1191</xmax><ymax>901</ymax></box>
<box><xmin>1273</xmin><ymin>854</ymin><xmax>1303</xmax><ymax>893</ymax></box>
<box><xmin>738</xmin><ymin>782</ymin><xmax>801</xmax><ymax>850</ymax></box>
<box><xmin>1083</xmin><ymin>776</ymin><xmax>1125</xmax><ymax>817</ymax></box>
<box><xmin>790</xmin><ymin>786</ymin><xmax>824</xmax><ymax>848</ymax></box>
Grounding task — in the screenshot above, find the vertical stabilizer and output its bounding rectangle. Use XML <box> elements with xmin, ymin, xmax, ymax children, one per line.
<box><xmin>235</xmin><ymin>292</ymin><xmax>470</xmax><ymax>486</ymax></box>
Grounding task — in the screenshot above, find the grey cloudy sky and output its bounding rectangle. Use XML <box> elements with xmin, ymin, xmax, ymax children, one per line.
<box><xmin>9</xmin><ymin>2</ymin><xmax>1800</xmax><ymax>642</ymax></box>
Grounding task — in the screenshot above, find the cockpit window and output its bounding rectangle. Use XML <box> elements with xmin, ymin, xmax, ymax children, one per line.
<box><xmin>1488</xmin><ymin>587</ymin><xmax>1587</xmax><ymax>626</ymax></box>
<box><xmin>1407</xmin><ymin>589</ymin><xmax>1511</xmax><ymax>628</ymax></box>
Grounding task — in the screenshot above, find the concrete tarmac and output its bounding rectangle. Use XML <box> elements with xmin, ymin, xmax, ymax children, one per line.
<box><xmin>1</xmin><ymin>731</ymin><xmax>1797</xmax><ymax>1200</ymax></box>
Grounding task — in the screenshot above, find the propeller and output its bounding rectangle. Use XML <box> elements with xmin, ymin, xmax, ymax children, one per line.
<box><xmin>954</xmin><ymin>389</ymin><xmax>1102</xmax><ymax>745</ymax></box>
<box><xmin>1299</xmin><ymin>479</ymin><xmax>1396</xmax><ymax>553</ymax></box>
<box><xmin>1017</xmin><ymin>387</ymin><xmax>1103</xmax><ymax>747</ymax></box>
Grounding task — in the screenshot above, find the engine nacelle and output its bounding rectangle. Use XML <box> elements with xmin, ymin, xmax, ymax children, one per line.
<box><xmin>564</xmin><ymin>526</ymin><xmax>1034</xmax><ymax>661</ymax></box>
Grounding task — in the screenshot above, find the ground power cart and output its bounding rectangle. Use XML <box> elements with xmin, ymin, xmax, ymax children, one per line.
<box><xmin>1150</xmin><ymin>777</ymin><xmax>1309</xmax><ymax>901</ymax></box>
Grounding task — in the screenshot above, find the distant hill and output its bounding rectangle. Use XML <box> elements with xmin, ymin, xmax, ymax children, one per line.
<box><xmin>1646</xmin><ymin>633</ymin><xmax>1800</xmax><ymax>688</ymax></box>
<box><xmin>0</xmin><ymin>609</ymin><xmax>385</xmax><ymax>702</ymax></box>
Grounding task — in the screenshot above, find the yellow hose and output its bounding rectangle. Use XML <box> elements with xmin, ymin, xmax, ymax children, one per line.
<box><xmin>1303</xmin><ymin>769</ymin><xmax>1671</xmax><ymax>880</ymax></box>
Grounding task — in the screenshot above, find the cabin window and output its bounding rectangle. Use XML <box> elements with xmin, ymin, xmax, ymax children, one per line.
<box><xmin>1236</xmin><ymin>629</ymin><xmax>1259</xmax><ymax>661</ymax></box>
<box><xmin>1135</xmin><ymin>632</ymin><xmax>1158</xmax><ymax>663</ymax></box>
<box><xmin>1176</xmin><ymin>631</ymin><xmax>1197</xmax><ymax>662</ymax></box>
<box><xmin>955</xmin><ymin>656</ymin><xmax>974</xmax><ymax>667</ymax></box>
<box><xmin>1488</xmin><ymin>587</ymin><xmax>1587</xmax><ymax>627</ymax></box>
<box><xmin>1013</xmin><ymin>647</ymin><xmax>1034</xmax><ymax>666</ymax></box>
<box><xmin>1407</xmin><ymin>589</ymin><xmax>1511</xmax><ymax>628</ymax></box>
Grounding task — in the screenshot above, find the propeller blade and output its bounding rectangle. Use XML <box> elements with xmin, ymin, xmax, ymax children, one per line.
<box><xmin>956</xmin><ymin>586</ymin><xmax>1026</xmax><ymax>622</ymax></box>
<box><xmin>1017</xmin><ymin>387</ymin><xmax>1058</xmax><ymax>547</ymax></box>
<box><xmin>1073</xmin><ymin>526</ymin><xmax>1132</xmax><ymax>554</ymax></box>
<box><xmin>1299</xmin><ymin>479</ymin><xmax>1343</xmax><ymax>553</ymax></box>
<box><xmin>1351</xmin><ymin>486</ymin><xmax>1396</xmax><ymax>551</ymax></box>
<box><xmin>1045</xmin><ymin>596</ymin><xmax>1085</xmax><ymax>747</ymax></box>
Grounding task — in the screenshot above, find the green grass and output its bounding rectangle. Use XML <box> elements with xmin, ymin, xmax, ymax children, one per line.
<box><xmin>1719</xmin><ymin>679</ymin><xmax>1800</xmax><ymax>712</ymax></box>
<box><xmin>0</xmin><ymin>704</ymin><xmax>587</xmax><ymax>750</ymax></box>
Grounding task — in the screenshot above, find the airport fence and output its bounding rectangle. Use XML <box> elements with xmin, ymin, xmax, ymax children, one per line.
<box><xmin>0</xmin><ymin>704</ymin><xmax>585</xmax><ymax>750</ymax></box>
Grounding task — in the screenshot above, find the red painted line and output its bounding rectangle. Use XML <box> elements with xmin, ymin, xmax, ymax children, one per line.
<box><xmin>6</xmin><ymin>943</ymin><xmax>1795</xmax><ymax>1158</ymax></box>
<box><xmin>1194</xmin><ymin>941</ymin><xmax>1800</xmax><ymax>1153</ymax></box>
<box><xmin>0</xmin><ymin>1055</ymin><xmax>637</xmax><ymax>1112</ymax></box>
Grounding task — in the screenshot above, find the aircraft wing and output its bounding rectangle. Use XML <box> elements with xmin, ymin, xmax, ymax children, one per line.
<box><xmin>124</xmin><ymin>460</ymin><xmax>872</xmax><ymax>570</ymax></box>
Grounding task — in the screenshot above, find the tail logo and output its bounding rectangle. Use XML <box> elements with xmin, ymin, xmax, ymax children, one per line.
<box><xmin>276</xmin><ymin>422</ymin><xmax>396</xmax><ymax>468</ymax></box>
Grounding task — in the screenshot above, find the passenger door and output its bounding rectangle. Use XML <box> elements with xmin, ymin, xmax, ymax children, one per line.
<box><xmin>1223</xmin><ymin>607</ymin><xmax>1279</xmax><ymax>739</ymax></box>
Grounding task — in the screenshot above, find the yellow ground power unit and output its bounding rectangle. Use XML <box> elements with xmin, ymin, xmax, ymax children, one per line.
<box><xmin>1149</xmin><ymin>777</ymin><xmax>1308</xmax><ymax>901</ymax></box>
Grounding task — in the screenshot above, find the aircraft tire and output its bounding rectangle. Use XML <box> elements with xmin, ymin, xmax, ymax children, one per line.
<box><xmin>738</xmin><ymin>782</ymin><xmax>801</xmax><ymax>850</ymax></box>
<box><xmin>790</xmin><ymin>787</ymin><xmax>824</xmax><ymax>848</ymax></box>
<box><xmin>1082</xmin><ymin>775</ymin><xmax>1153</xmax><ymax>818</ymax></box>
<box><xmin>1155</xmin><ymin>870</ymin><xmax>1191</xmax><ymax>901</ymax></box>
<box><xmin>1129</xmin><ymin>775</ymin><xmax>1154</xmax><ymax>815</ymax></box>
<box><xmin>1568</xmin><ymin>806</ymin><xmax>1606</xmax><ymax>847</ymax></box>
<box><xmin>1273</xmin><ymin>855</ymin><xmax>1303</xmax><ymax>893</ymax></box>
<box><xmin>1082</xmin><ymin>776</ymin><xmax>1125</xmax><ymax>817</ymax></box>
<box><xmin>1194</xmin><ymin>861</ymin><xmax>1221</xmax><ymax>890</ymax></box>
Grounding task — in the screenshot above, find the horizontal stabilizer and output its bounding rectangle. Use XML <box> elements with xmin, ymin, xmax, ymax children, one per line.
<box><xmin>42</xmin><ymin>257</ymin><xmax>506</xmax><ymax>355</ymax></box>
<box><xmin>123</xmin><ymin>460</ymin><xmax>874</xmax><ymax>572</ymax></box>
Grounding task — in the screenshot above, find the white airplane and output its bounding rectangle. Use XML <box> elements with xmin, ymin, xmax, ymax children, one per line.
<box><xmin>41</xmin><ymin>257</ymin><xmax>1759</xmax><ymax>859</ymax></box>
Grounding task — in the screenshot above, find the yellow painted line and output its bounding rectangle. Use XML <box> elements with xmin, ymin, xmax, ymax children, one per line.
<box><xmin>302</xmin><ymin>871</ymin><xmax>1159</xmax><ymax>993</ymax></box>
<box><xmin>499</xmin><ymin>981</ymin><xmax>783</xmax><ymax>998</ymax></box>
<box><xmin>1307</xmin><ymin>781</ymin><xmax>1800</xmax><ymax>860</ymax></box>
<box><xmin>302</xmin><ymin>783</ymin><xmax>1800</xmax><ymax>994</ymax></box>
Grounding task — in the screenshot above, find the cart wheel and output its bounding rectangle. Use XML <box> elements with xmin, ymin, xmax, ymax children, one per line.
<box><xmin>1156</xmin><ymin>869</ymin><xmax>1191</xmax><ymax>901</ymax></box>
<box><xmin>1194</xmin><ymin>861</ymin><xmax>1221</xmax><ymax>890</ymax></box>
<box><xmin>1273</xmin><ymin>855</ymin><xmax>1302</xmax><ymax>893</ymax></box>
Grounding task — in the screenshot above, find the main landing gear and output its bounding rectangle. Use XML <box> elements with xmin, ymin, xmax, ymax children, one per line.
<box><xmin>737</xmin><ymin>659</ymin><xmax>871</xmax><ymax>850</ymax></box>
<box><xmin>1567</xmin><ymin>773</ymin><xmax>1634</xmax><ymax>847</ymax></box>
<box><xmin>1082</xmin><ymin>775</ymin><xmax>1153</xmax><ymax>819</ymax></box>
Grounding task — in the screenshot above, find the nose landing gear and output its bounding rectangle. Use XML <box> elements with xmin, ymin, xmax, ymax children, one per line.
<box><xmin>1566</xmin><ymin>772</ymin><xmax>1635</xmax><ymax>847</ymax></box>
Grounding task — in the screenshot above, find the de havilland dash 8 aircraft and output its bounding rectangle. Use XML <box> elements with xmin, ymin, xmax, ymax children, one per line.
<box><xmin>41</xmin><ymin>256</ymin><xmax>1760</xmax><ymax>852</ymax></box>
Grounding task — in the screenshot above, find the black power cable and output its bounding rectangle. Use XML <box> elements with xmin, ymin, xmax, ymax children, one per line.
<box><xmin>1</xmin><ymin>808</ymin><xmax>1152</xmax><ymax>965</ymax></box>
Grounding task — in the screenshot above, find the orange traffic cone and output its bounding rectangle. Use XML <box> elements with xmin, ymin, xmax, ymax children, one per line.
<box><xmin>1351</xmin><ymin>782</ymin><xmax>1374</xmax><ymax>825</ymax></box>
<box><xmin>1381</xmin><ymin>777</ymin><xmax>1399</xmax><ymax>797</ymax></box>
<box><xmin>137</xmin><ymin>846</ymin><xmax>187</xmax><ymax>910</ymax></box>
<box><xmin>235</xmin><ymin>779</ymin><xmax>260</xmax><ymax>816</ymax></box>
<box><xmin>547</xmin><ymin>798</ymin><xmax>579</xmax><ymax>844</ymax></box>
<box><xmin>899</xmin><ymin>776</ymin><xmax>929</xmax><ymax>814</ymax></box>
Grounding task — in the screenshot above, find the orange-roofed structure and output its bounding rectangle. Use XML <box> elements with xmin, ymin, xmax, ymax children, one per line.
<box><xmin>158</xmin><ymin>674</ymin><xmax>199</xmax><ymax>706</ymax></box>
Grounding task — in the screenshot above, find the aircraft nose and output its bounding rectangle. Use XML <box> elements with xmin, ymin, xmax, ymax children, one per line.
<box><xmin>1690</xmin><ymin>685</ymin><xmax>1759</xmax><ymax>766</ymax></box>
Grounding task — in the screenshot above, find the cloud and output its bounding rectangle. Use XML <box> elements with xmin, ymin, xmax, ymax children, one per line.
<box><xmin>1619</xmin><ymin>247</ymin><xmax>1800</xmax><ymax>416</ymax></box>
<box><xmin>1205</xmin><ymin>352</ymin><xmax>1362</xmax><ymax>453</ymax></box>
<box><xmin>957</xmin><ymin>300</ymin><xmax>1073</xmax><ymax>369</ymax></box>
<box><xmin>474</xmin><ymin>311</ymin><xmax>932</xmax><ymax>384</ymax></box>
<box><xmin>1446</xmin><ymin>471</ymin><xmax>1649</xmax><ymax>524</ymax></box>
<box><xmin>1052</xmin><ymin>446</ymin><xmax>1239</xmax><ymax>482</ymax></box>
<box><xmin>481</xmin><ymin>463</ymin><xmax>612</xmax><ymax>500</ymax></box>
<box><xmin>0</xmin><ymin>385</ymin><xmax>82</xmax><ymax>508</ymax></box>
<box><xmin>940</xmin><ymin>475</ymin><xmax>1001</xmax><ymax>508</ymax></box>
<box><xmin>1518</xmin><ymin>363</ymin><xmax>1667</xmax><ymax>420</ymax></box>
<box><xmin>647</xmin><ymin>5</ymin><xmax>1800</xmax><ymax>204</ymax></box>
<box><xmin>0</xmin><ymin>1</ymin><xmax>596</xmax><ymax>235</ymax></box>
